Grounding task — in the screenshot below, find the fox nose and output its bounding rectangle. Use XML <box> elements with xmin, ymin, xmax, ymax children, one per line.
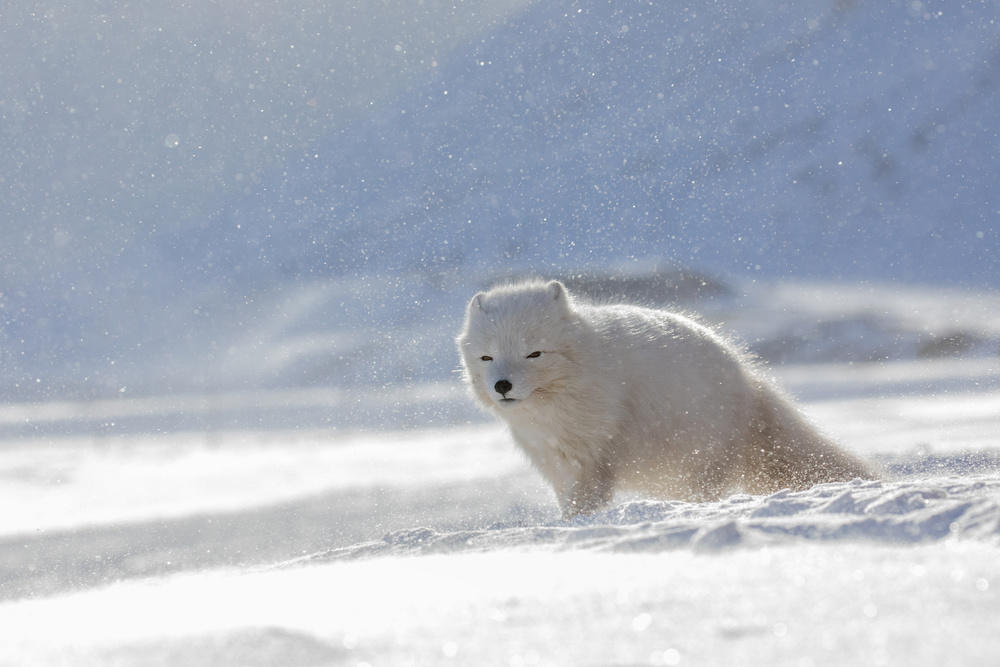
<box><xmin>494</xmin><ymin>379</ymin><xmax>513</xmax><ymax>396</ymax></box>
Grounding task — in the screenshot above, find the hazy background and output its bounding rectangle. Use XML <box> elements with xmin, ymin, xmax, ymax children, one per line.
<box><xmin>2</xmin><ymin>0</ymin><xmax>998</xmax><ymax>407</ymax></box>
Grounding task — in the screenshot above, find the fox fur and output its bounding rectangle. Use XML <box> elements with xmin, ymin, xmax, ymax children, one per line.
<box><xmin>457</xmin><ymin>279</ymin><xmax>878</xmax><ymax>518</ymax></box>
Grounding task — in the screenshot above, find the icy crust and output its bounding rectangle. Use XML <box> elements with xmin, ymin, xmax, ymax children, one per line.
<box><xmin>290</xmin><ymin>474</ymin><xmax>1000</xmax><ymax>564</ymax></box>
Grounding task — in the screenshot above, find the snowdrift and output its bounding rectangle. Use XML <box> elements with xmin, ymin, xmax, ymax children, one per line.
<box><xmin>2</xmin><ymin>358</ymin><xmax>999</xmax><ymax>665</ymax></box>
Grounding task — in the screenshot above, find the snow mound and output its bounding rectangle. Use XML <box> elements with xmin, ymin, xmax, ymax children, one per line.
<box><xmin>2</xmin><ymin>374</ymin><xmax>999</xmax><ymax>666</ymax></box>
<box><xmin>289</xmin><ymin>472</ymin><xmax>1000</xmax><ymax>564</ymax></box>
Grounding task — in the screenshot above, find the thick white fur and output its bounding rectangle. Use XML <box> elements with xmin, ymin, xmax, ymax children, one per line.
<box><xmin>457</xmin><ymin>280</ymin><xmax>878</xmax><ymax>518</ymax></box>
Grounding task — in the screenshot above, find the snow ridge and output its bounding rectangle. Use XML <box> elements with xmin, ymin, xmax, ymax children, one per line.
<box><xmin>287</xmin><ymin>473</ymin><xmax>1000</xmax><ymax>564</ymax></box>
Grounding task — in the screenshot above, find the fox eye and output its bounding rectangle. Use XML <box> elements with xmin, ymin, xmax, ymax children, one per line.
<box><xmin>480</xmin><ymin>355</ymin><xmax>493</xmax><ymax>361</ymax></box>
<box><xmin>526</xmin><ymin>351</ymin><xmax>542</xmax><ymax>359</ymax></box>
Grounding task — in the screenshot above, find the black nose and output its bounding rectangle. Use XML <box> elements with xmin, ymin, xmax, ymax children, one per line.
<box><xmin>494</xmin><ymin>379</ymin><xmax>513</xmax><ymax>396</ymax></box>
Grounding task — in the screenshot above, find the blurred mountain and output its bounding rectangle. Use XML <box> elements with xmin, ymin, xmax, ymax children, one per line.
<box><xmin>185</xmin><ymin>0</ymin><xmax>1000</xmax><ymax>287</ymax></box>
<box><xmin>1</xmin><ymin>0</ymin><xmax>526</xmax><ymax>274</ymax></box>
<box><xmin>2</xmin><ymin>0</ymin><xmax>999</xmax><ymax>400</ymax></box>
<box><xmin>0</xmin><ymin>0</ymin><xmax>526</xmax><ymax>398</ymax></box>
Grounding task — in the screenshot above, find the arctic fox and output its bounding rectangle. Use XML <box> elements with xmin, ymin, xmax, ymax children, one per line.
<box><xmin>457</xmin><ymin>280</ymin><xmax>878</xmax><ymax>518</ymax></box>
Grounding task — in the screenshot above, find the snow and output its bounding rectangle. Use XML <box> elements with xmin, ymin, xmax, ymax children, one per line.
<box><xmin>5</xmin><ymin>546</ymin><xmax>999</xmax><ymax>666</ymax></box>
<box><xmin>0</xmin><ymin>427</ymin><xmax>521</xmax><ymax>537</ymax></box>
<box><xmin>2</xmin><ymin>352</ymin><xmax>999</xmax><ymax>665</ymax></box>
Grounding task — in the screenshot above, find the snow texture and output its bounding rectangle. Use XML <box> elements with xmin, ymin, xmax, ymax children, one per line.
<box><xmin>301</xmin><ymin>476</ymin><xmax>1000</xmax><ymax>562</ymax></box>
<box><xmin>2</xmin><ymin>361</ymin><xmax>999</xmax><ymax>665</ymax></box>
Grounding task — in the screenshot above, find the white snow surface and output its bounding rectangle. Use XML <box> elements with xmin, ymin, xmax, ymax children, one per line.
<box><xmin>2</xmin><ymin>332</ymin><xmax>999</xmax><ymax>666</ymax></box>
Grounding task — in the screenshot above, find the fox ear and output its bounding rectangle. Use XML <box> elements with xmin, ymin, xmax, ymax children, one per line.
<box><xmin>547</xmin><ymin>280</ymin><xmax>566</xmax><ymax>301</ymax></box>
<box><xmin>469</xmin><ymin>292</ymin><xmax>487</xmax><ymax>314</ymax></box>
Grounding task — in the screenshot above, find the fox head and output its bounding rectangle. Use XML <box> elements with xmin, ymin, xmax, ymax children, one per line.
<box><xmin>457</xmin><ymin>280</ymin><xmax>576</xmax><ymax>412</ymax></box>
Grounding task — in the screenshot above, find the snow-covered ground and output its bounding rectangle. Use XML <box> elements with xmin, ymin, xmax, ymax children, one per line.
<box><xmin>2</xmin><ymin>285</ymin><xmax>998</xmax><ymax>666</ymax></box>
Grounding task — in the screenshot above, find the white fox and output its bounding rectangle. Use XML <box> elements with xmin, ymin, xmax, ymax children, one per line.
<box><xmin>457</xmin><ymin>280</ymin><xmax>878</xmax><ymax>518</ymax></box>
